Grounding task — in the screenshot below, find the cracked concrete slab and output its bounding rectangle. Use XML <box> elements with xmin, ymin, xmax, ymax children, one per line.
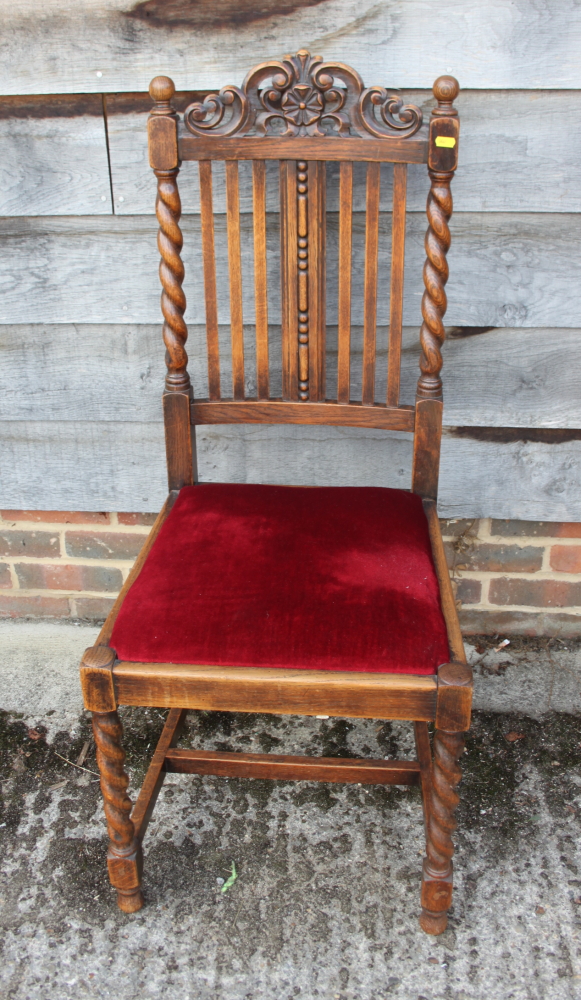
<box><xmin>1</xmin><ymin>622</ymin><xmax>581</xmax><ymax>999</ymax></box>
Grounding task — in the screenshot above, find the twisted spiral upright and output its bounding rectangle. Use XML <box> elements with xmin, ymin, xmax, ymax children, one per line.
<box><xmin>155</xmin><ymin>168</ymin><xmax>190</xmax><ymax>392</ymax></box>
<box><xmin>93</xmin><ymin>711</ymin><xmax>136</xmax><ymax>851</ymax></box>
<box><xmin>425</xmin><ymin>729</ymin><xmax>464</xmax><ymax>876</ymax></box>
<box><xmin>416</xmin><ymin>170</ymin><xmax>454</xmax><ymax>399</ymax></box>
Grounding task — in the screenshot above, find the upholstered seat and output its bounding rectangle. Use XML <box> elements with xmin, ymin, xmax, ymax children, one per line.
<box><xmin>111</xmin><ymin>484</ymin><xmax>449</xmax><ymax>675</ymax></box>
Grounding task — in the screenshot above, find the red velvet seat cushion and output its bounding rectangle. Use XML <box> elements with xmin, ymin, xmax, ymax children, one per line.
<box><xmin>111</xmin><ymin>484</ymin><xmax>449</xmax><ymax>675</ymax></box>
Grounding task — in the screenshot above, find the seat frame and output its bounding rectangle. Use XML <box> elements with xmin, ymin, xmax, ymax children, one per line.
<box><xmin>80</xmin><ymin>51</ymin><xmax>472</xmax><ymax>935</ymax></box>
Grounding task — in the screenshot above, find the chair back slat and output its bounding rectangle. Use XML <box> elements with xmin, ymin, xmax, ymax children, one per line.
<box><xmin>252</xmin><ymin>160</ymin><xmax>270</xmax><ymax>400</ymax></box>
<box><xmin>280</xmin><ymin>160</ymin><xmax>299</xmax><ymax>400</ymax></box>
<box><xmin>198</xmin><ymin>160</ymin><xmax>221</xmax><ymax>400</ymax></box>
<box><xmin>387</xmin><ymin>163</ymin><xmax>408</xmax><ymax>406</ymax></box>
<box><xmin>337</xmin><ymin>161</ymin><xmax>353</xmax><ymax>404</ymax></box>
<box><xmin>307</xmin><ymin>161</ymin><xmax>326</xmax><ymax>402</ymax></box>
<box><xmin>225</xmin><ymin>161</ymin><xmax>245</xmax><ymax>399</ymax></box>
<box><xmin>362</xmin><ymin>162</ymin><xmax>381</xmax><ymax>405</ymax></box>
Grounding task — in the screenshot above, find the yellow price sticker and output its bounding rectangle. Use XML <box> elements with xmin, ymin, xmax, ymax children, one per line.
<box><xmin>435</xmin><ymin>136</ymin><xmax>456</xmax><ymax>148</ymax></box>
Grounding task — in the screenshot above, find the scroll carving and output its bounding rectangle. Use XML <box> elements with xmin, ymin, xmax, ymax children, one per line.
<box><xmin>185</xmin><ymin>50</ymin><xmax>422</xmax><ymax>140</ymax></box>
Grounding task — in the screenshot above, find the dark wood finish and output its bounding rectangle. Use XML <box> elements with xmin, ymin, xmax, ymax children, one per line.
<box><xmin>198</xmin><ymin>160</ymin><xmax>221</xmax><ymax>399</ymax></box>
<box><xmin>131</xmin><ymin>708</ymin><xmax>188</xmax><ymax>840</ymax></box>
<box><xmin>225</xmin><ymin>160</ymin><xmax>245</xmax><ymax>399</ymax></box>
<box><xmin>337</xmin><ymin>161</ymin><xmax>353</xmax><ymax>403</ymax></box>
<box><xmin>164</xmin><ymin>748</ymin><xmax>421</xmax><ymax>785</ymax></box>
<box><xmin>252</xmin><ymin>160</ymin><xmax>269</xmax><ymax>399</ymax></box>
<box><xmin>417</xmin><ymin>77</ymin><xmax>459</xmax><ymax>401</ymax></box>
<box><xmin>387</xmin><ymin>162</ymin><xmax>408</xmax><ymax>406</ymax></box>
<box><xmin>82</xmin><ymin>54</ymin><xmax>468</xmax><ymax>934</ymax></box>
<box><xmin>191</xmin><ymin>399</ymin><xmax>415</xmax><ymax>431</ymax></box>
<box><xmin>362</xmin><ymin>161</ymin><xmax>380</xmax><ymax>405</ymax></box>
<box><xmin>93</xmin><ymin>711</ymin><xmax>143</xmax><ymax>913</ymax></box>
<box><xmin>113</xmin><ymin>662</ymin><xmax>438</xmax><ymax>721</ymax></box>
<box><xmin>178</xmin><ymin>135</ymin><xmax>427</xmax><ymax>163</ymax></box>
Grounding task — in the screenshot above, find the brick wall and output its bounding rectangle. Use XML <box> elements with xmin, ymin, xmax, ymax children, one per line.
<box><xmin>1</xmin><ymin>509</ymin><xmax>580</xmax><ymax>637</ymax></box>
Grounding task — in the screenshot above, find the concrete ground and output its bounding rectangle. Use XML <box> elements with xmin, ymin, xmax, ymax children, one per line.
<box><xmin>1</xmin><ymin>621</ymin><xmax>581</xmax><ymax>1000</ymax></box>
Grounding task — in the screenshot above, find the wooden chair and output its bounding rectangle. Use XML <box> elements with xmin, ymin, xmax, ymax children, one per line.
<box><xmin>80</xmin><ymin>50</ymin><xmax>472</xmax><ymax>935</ymax></box>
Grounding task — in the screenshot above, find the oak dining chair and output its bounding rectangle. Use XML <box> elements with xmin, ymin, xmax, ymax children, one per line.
<box><xmin>80</xmin><ymin>50</ymin><xmax>471</xmax><ymax>935</ymax></box>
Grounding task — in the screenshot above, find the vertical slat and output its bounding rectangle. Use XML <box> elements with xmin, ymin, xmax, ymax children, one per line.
<box><xmin>252</xmin><ymin>161</ymin><xmax>269</xmax><ymax>399</ymax></box>
<box><xmin>225</xmin><ymin>160</ymin><xmax>245</xmax><ymax>400</ymax></box>
<box><xmin>280</xmin><ymin>160</ymin><xmax>298</xmax><ymax>401</ymax></box>
<box><xmin>362</xmin><ymin>161</ymin><xmax>381</xmax><ymax>405</ymax></box>
<box><xmin>198</xmin><ymin>160</ymin><xmax>220</xmax><ymax>400</ymax></box>
<box><xmin>308</xmin><ymin>161</ymin><xmax>326</xmax><ymax>401</ymax></box>
<box><xmin>387</xmin><ymin>162</ymin><xmax>408</xmax><ymax>406</ymax></box>
<box><xmin>337</xmin><ymin>161</ymin><xmax>353</xmax><ymax>404</ymax></box>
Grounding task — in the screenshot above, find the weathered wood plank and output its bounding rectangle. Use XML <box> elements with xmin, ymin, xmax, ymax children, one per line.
<box><xmin>1</xmin><ymin>420</ymin><xmax>580</xmax><ymax>520</ymax></box>
<box><xmin>0</xmin><ymin>95</ymin><xmax>111</xmax><ymax>216</ymax></box>
<box><xmin>1</xmin><ymin>214</ymin><xmax>580</xmax><ymax>328</ymax></box>
<box><xmin>1</xmin><ymin>0</ymin><xmax>580</xmax><ymax>94</ymax></box>
<box><xmin>106</xmin><ymin>90</ymin><xmax>581</xmax><ymax>216</ymax></box>
<box><xmin>1</xmin><ymin>325</ymin><xmax>580</xmax><ymax>429</ymax></box>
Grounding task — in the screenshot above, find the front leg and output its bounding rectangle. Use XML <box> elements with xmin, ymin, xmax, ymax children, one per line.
<box><xmin>419</xmin><ymin>728</ymin><xmax>465</xmax><ymax>934</ymax></box>
<box><xmin>92</xmin><ymin>711</ymin><xmax>144</xmax><ymax>913</ymax></box>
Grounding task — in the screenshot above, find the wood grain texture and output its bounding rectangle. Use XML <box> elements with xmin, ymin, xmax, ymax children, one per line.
<box><xmin>105</xmin><ymin>91</ymin><xmax>581</xmax><ymax>216</ymax></box>
<box><xmin>3</xmin><ymin>420</ymin><xmax>581</xmax><ymax>519</ymax></box>
<box><xmin>164</xmin><ymin>749</ymin><xmax>421</xmax><ymax>785</ymax></box>
<box><xmin>252</xmin><ymin>161</ymin><xmax>269</xmax><ymax>399</ymax></box>
<box><xmin>362</xmin><ymin>162</ymin><xmax>380</xmax><ymax>406</ymax></box>
<box><xmin>424</xmin><ymin>501</ymin><xmax>466</xmax><ymax>664</ymax></box>
<box><xmin>191</xmin><ymin>400</ymin><xmax>415</xmax><ymax>431</ymax></box>
<box><xmin>225</xmin><ymin>160</ymin><xmax>245</xmax><ymax>399</ymax></box>
<box><xmin>2</xmin><ymin>325</ymin><xmax>580</xmax><ymax>429</ymax></box>
<box><xmin>130</xmin><ymin>707</ymin><xmax>187</xmax><ymax>840</ymax></box>
<box><xmin>198</xmin><ymin>161</ymin><xmax>221</xmax><ymax>399</ymax></box>
<box><xmin>0</xmin><ymin>95</ymin><xmax>111</xmax><ymax>216</ymax></box>
<box><xmin>387</xmin><ymin>163</ymin><xmax>408</xmax><ymax>405</ymax></box>
<box><xmin>113</xmin><ymin>662</ymin><xmax>438</xmax><ymax>721</ymax></box>
<box><xmin>2</xmin><ymin>1</ymin><xmax>581</xmax><ymax>94</ymax></box>
<box><xmin>2</xmin><ymin>214</ymin><xmax>580</xmax><ymax>328</ymax></box>
<box><xmin>337</xmin><ymin>162</ymin><xmax>353</xmax><ymax>403</ymax></box>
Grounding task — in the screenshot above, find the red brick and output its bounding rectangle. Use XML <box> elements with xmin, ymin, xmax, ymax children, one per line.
<box><xmin>550</xmin><ymin>545</ymin><xmax>581</xmax><ymax>573</ymax></box>
<box><xmin>454</xmin><ymin>543</ymin><xmax>543</xmax><ymax>573</ymax></box>
<box><xmin>65</xmin><ymin>531</ymin><xmax>146</xmax><ymax>560</ymax></box>
<box><xmin>0</xmin><ymin>564</ymin><xmax>12</xmax><ymax>589</ymax></box>
<box><xmin>455</xmin><ymin>578</ymin><xmax>482</xmax><ymax>604</ymax></box>
<box><xmin>1</xmin><ymin>510</ymin><xmax>110</xmax><ymax>524</ymax></box>
<box><xmin>439</xmin><ymin>518</ymin><xmax>479</xmax><ymax>538</ymax></box>
<box><xmin>0</xmin><ymin>529</ymin><xmax>60</xmax><ymax>558</ymax></box>
<box><xmin>491</xmin><ymin>519</ymin><xmax>581</xmax><ymax>538</ymax></box>
<box><xmin>74</xmin><ymin>597</ymin><xmax>116</xmax><ymax>620</ymax></box>
<box><xmin>14</xmin><ymin>563</ymin><xmax>122</xmax><ymax>593</ymax></box>
<box><xmin>0</xmin><ymin>594</ymin><xmax>70</xmax><ymax>618</ymax></box>
<box><xmin>489</xmin><ymin>577</ymin><xmax>581</xmax><ymax>609</ymax></box>
<box><xmin>459</xmin><ymin>609</ymin><xmax>581</xmax><ymax>637</ymax></box>
<box><xmin>117</xmin><ymin>512</ymin><xmax>157</xmax><ymax>526</ymax></box>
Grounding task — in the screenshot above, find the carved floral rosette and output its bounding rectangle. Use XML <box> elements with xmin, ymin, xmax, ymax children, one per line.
<box><xmin>184</xmin><ymin>50</ymin><xmax>422</xmax><ymax>140</ymax></box>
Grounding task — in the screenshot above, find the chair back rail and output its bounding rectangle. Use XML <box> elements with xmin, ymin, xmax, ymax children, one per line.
<box><xmin>147</xmin><ymin>53</ymin><xmax>460</xmax><ymax>498</ymax></box>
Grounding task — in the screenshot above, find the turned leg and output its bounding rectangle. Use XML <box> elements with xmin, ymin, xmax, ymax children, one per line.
<box><xmin>419</xmin><ymin>728</ymin><xmax>465</xmax><ymax>935</ymax></box>
<box><xmin>92</xmin><ymin>710</ymin><xmax>144</xmax><ymax>913</ymax></box>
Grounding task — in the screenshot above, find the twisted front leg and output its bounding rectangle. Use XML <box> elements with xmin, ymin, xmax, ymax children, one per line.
<box><xmin>416</xmin><ymin>169</ymin><xmax>454</xmax><ymax>401</ymax></box>
<box><xmin>420</xmin><ymin>729</ymin><xmax>465</xmax><ymax>934</ymax></box>
<box><xmin>155</xmin><ymin>167</ymin><xmax>190</xmax><ymax>393</ymax></box>
<box><xmin>93</xmin><ymin>711</ymin><xmax>144</xmax><ymax>913</ymax></box>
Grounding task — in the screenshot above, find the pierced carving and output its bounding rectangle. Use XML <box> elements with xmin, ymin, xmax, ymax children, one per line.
<box><xmin>185</xmin><ymin>49</ymin><xmax>422</xmax><ymax>140</ymax></box>
<box><xmin>155</xmin><ymin>168</ymin><xmax>191</xmax><ymax>393</ymax></box>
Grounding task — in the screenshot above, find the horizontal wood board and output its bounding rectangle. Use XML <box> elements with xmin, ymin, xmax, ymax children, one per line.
<box><xmin>2</xmin><ymin>90</ymin><xmax>580</xmax><ymax>215</ymax></box>
<box><xmin>1</xmin><ymin>325</ymin><xmax>579</xmax><ymax>429</ymax></box>
<box><xmin>1</xmin><ymin>420</ymin><xmax>580</xmax><ymax>519</ymax></box>
<box><xmin>1</xmin><ymin>0</ymin><xmax>581</xmax><ymax>93</ymax></box>
<box><xmin>1</xmin><ymin>214</ymin><xmax>580</xmax><ymax>328</ymax></box>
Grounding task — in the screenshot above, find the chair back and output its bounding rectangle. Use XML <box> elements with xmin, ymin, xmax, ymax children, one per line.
<box><xmin>147</xmin><ymin>51</ymin><xmax>460</xmax><ymax>499</ymax></box>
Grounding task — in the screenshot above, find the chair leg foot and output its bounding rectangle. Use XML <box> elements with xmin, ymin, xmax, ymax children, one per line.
<box><xmin>419</xmin><ymin>728</ymin><xmax>465</xmax><ymax>935</ymax></box>
<box><xmin>93</xmin><ymin>710</ymin><xmax>145</xmax><ymax>912</ymax></box>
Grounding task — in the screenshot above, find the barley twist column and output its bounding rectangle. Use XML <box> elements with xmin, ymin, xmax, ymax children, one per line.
<box><xmin>420</xmin><ymin>729</ymin><xmax>465</xmax><ymax>934</ymax></box>
<box><xmin>155</xmin><ymin>167</ymin><xmax>190</xmax><ymax>392</ymax></box>
<box><xmin>93</xmin><ymin>711</ymin><xmax>144</xmax><ymax>913</ymax></box>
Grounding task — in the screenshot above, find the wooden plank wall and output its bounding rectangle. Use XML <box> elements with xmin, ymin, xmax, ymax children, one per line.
<box><xmin>0</xmin><ymin>0</ymin><xmax>580</xmax><ymax>518</ymax></box>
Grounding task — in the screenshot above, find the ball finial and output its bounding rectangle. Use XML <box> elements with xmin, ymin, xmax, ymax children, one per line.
<box><xmin>433</xmin><ymin>75</ymin><xmax>459</xmax><ymax>105</ymax></box>
<box><xmin>149</xmin><ymin>75</ymin><xmax>175</xmax><ymax>104</ymax></box>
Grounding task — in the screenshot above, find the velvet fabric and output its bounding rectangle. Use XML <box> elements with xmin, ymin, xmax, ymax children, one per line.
<box><xmin>111</xmin><ymin>484</ymin><xmax>450</xmax><ymax>675</ymax></box>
